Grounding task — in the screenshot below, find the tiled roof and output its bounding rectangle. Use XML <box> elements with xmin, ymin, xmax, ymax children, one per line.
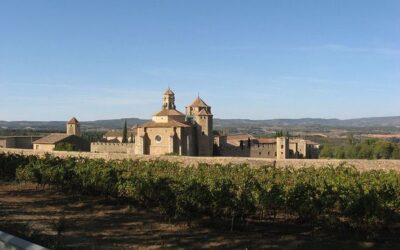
<box><xmin>197</xmin><ymin>109</ymin><xmax>212</xmax><ymax>116</ymax></box>
<box><xmin>226</xmin><ymin>134</ymin><xmax>255</xmax><ymax>141</ymax></box>
<box><xmin>33</xmin><ymin>133</ymin><xmax>72</xmax><ymax>144</ymax></box>
<box><xmin>255</xmin><ymin>138</ymin><xmax>276</xmax><ymax>144</ymax></box>
<box><xmin>68</xmin><ymin>117</ymin><xmax>79</xmax><ymax>124</ymax></box>
<box><xmin>226</xmin><ymin>134</ymin><xmax>256</xmax><ymax>147</ymax></box>
<box><xmin>154</xmin><ymin>109</ymin><xmax>185</xmax><ymax>116</ymax></box>
<box><xmin>164</xmin><ymin>88</ymin><xmax>174</xmax><ymax>95</ymax></box>
<box><xmin>189</xmin><ymin>97</ymin><xmax>209</xmax><ymax>107</ymax></box>
<box><xmin>138</xmin><ymin>120</ymin><xmax>192</xmax><ymax>128</ymax></box>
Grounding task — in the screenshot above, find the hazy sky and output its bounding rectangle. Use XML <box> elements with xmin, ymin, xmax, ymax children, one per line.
<box><xmin>1</xmin><ymin>0</ymin><xmax>399</xmax><ymax>121</ymax></box>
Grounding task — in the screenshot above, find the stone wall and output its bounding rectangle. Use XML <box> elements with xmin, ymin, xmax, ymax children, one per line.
<box><xmin>0</xmin><ymin>138</ymin><xmax>14</xmax><ymax>149</ymax></box>
<box><xmin>220</xmin><ymin>143</ymin><xmax>276</xmax><ymax>159</ymax></box>
<box><xmin>0</xmin><ymin>136</ymin><xmax>42</xmax><ymax>149</ymax></box>
<box><xmin>1</xmin><ymin>148</ymin><xmax>400</xmax><ymax>172</ymax></box>
<box><xmin>90</xmin><ymin>142</ymin><xmax>135</xmax><ymax>154</ymax></box>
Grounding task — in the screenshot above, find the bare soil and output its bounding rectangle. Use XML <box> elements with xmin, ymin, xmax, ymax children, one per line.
<box><xmin>1</xmin><ymin>182</ymin><xmax>400</xmax><ymax>250</ymax></box>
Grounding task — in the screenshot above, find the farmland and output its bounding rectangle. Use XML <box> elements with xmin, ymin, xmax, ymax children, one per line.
<box><xmin>1</xmin><ymin>153</ymin><xmax>400</xmax><ymax>249</ymax></box>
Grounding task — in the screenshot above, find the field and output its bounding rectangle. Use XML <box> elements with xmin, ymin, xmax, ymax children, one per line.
<box><xmin>1</xmin><ymin>153</ymin><xmax>400</xmax><ymax>249</ymax></box>
<box><xmin>1</xmin><ymin>182</ymin><xmax>400</xmax><ymax>249</ymax></box>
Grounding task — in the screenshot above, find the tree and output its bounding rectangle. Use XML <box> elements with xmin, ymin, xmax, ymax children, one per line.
<box><xmin>54</xmin><ymin>143</ymin><xmax>74</xmax><ymax>151</ymax></box>
<box><xmin>275</xmin><ymin>130</ymin><xmax>284</xmax><ymax>137</ymax></box>
<box><xmin>122</xmin><ymin>120</ymin><xmax>128</xmax><ymax>143</ymax></box>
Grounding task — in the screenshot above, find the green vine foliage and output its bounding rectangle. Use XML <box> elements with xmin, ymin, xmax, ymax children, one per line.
<box><xmin>1</xmin><ymin>153</ymin><xmax>400</xmax><ymax>228</ymax></box>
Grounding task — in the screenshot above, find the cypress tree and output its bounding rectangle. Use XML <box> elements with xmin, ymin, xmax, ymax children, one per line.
<box><xmin>122</xmin><ymin>120</ymin><xmax>128</xmax><ymax>143</ymax></box>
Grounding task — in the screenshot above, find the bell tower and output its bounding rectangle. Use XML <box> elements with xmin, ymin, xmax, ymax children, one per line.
<box><xmin>186</xmin><ymin>96</ymin><xmax>213</xmax><ymax>156</ymax></box>
<box><xmin>67</xmin><ymin>117</ymin><xmax>80</xmax><ymax>136</ymax></box>
<box><xmin>162</xmin><ymin>88</ymin><xmax>176</xmax><ymax>110</ymax></box>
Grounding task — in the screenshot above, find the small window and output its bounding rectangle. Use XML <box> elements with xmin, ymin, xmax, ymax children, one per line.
<box><xmin>155</xmin><ymin>135</ymin><xmax>162</xmax><ymax>143</ymax></box>
<box><xmin>281</xmin><ymin>145</ymin><xmax>284</xmax><ymax>149</ymax></box>
<box><xmin>259</xmin><ymin>152</ymin><xmax>261</xmax><ymax>156</ymax></box>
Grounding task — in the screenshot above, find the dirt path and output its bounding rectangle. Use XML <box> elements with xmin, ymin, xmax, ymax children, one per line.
<box><xmin>1</xmin><ymin>182</ymin><xmax>399</xmax><ymax>249</ymax></box>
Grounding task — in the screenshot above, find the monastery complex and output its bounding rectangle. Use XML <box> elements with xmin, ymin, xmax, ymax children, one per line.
<box><xmin>0</xmin><ymin>88</ymin><xmax>319</xmax><ymax>159</ymax></box>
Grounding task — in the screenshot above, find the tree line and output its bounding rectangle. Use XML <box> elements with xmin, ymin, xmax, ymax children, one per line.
<box><xmin>320</xmin><ymin>138</ymin><xmax>400</xmax><ymax>159</ymax></box>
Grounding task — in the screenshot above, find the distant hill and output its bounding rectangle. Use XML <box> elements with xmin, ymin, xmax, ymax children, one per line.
<box><xmin>0</xmin><ymin>118</ymin><xmax>148</xmax><ymax>131</ymax></box>
<box><xmin>213</xmin><ymin>116</ymin><xmax>400</xmax><ymax>128</ymax></box>
<box><xmin>1</xmin><ymin>116</ymin><xmax>399</xmax><ymax>131</ymax></box>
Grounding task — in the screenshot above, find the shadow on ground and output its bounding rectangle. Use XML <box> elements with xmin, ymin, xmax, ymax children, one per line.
<box><xmin>1</xmin><ymin>182</ymin><xmax>399</xmax><ymax>249</ymax></box>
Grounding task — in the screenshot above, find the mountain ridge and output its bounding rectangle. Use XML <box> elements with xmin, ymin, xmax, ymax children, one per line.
<box><xmin>1</xmin><ymin>116</ymin><xmax>399</xmax><ymax>130</ymax></box>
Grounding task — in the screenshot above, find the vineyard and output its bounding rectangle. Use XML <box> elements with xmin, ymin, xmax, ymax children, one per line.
<box><xmin>1</xmin><ymin>153</ymin><xmax>400</xmax><ymax>231</ymax></box>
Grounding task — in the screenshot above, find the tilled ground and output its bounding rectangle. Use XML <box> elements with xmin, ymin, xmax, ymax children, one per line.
<box><xmin>1</xmin><ymin>182</ymin><xmax>400</xmax><ymax>249</ymax></box>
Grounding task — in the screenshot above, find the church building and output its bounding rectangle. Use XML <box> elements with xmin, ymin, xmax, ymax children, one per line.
<box><xmin>135</xmin><ymin>88</ymin><xmax>213</xmax><ymax>156</ymax></box>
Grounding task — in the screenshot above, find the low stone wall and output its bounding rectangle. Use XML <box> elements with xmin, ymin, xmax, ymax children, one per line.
<box><xmin>1</xmin><ymin>148</ymin><xmax>400</xmax><ymax>172</ymax></box>
<box><xmin>90</xmin><ymin>142</ymin><xmax>135</xmax><ymax>154</ymax></box>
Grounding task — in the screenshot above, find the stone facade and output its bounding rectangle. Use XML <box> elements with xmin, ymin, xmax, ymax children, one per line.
<box><xmin>91</xmin><ymin>142</ymin><xmax>135</xmax><ymax>154</ymax></box>
<box><xmin>67</xmin><ymin>117</ymin><xmax>80</xmax><ymax>136</ymax></box>
<box><xmin>134</xmin><ymin>89</ymin><xmax>213</xmax><ymax>156</ymax></box>
<box><xmin>103</xmin><ymin>129</ymin><xmax>136</xmax><ymax>143</ymax></box>
<box><xmin>0</xmin><ymin>136</ymin><xmax>42</xmax><ymax>149</ymax></box>
<box><xmin>276</xmin><ymin>137</ymin><xmax>289</xmax><ymax>159</ymax></box>
<box><xmin>33</xmin><ymin>118</ymin><xmax>89</xmax><ymax>151</ymax></box>
<box><xmin>216</xmin><ymin>134</ymin><xmax>320</xmax><ymax>159</ymax></box>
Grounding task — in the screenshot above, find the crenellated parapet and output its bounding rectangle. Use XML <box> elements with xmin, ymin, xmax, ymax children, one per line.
<box><xmin>90</xmin><ymin>142</ymin><xmax>135</xmax><ymax>154</ymax></box>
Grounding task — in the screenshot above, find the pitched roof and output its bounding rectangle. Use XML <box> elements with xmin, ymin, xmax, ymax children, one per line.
<box><xmin>226</xmin><ymin>134</ymin><xmax>256</xmax><ymax>141</ymax></box>
<box><xmin>164</xmin><ymin>88</ymin><xmax>174</xmax><ymax>95</ymax></box>
<box><xmin>138</xmin><ymin>120</ymin><xmax>192</xmax><ymax>128</ymax></box>
<box><xmin>288</xmin><ymin>138</ymin><xmax>320</xmax><ymax>146</ymax></box>
<box><xmin>255</xmin><ymin>138</ymin><xmax>276</xmax><ymax>144</ymax></box>
<box><xmin>198</xmin><ymin>109</ymin><xmax>212</xmax><ymax>116</ymax></box>
<box><xmin>189</xmin><ymin>97</ymin><xmax>209</xmax><ymax>107</ymax></box>
<box><xmin>226</xmin><ymin>134</ymin><xmax>256</xmax><ymax>146</ymax></box>
<box><xmin>33</xmin><ymin>133</ymin><xmax>72</xmax><ymax>144</ymax></box>
<box><xmin>68</xmin><ymin>117</ymin><xmax>79</xmax><ymax>124</ymax></box>
<box><xmin>154</xmin><ymin>109</ymin><xmax>185</xmax><ymax>116</ymax></box>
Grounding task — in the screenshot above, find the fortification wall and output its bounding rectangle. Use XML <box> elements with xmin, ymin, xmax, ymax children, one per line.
<box><xmin>220</xmin><ymin>144</ymin><xmax>276</xmax><ymax>159</ymax></box>
<box><xmin>0</xmin><ymin>136</ymin><xmax>42</xmax><ymax>149</ymax></box>
<box><xmin>1</xmin><ymin>148</ymin><xmax>400</xmax><ymax>172</ymax></box>
<box><xmin>90</xmin><ymin>142</ymin><xmax>135</xmax><ymax>154</ymax></box>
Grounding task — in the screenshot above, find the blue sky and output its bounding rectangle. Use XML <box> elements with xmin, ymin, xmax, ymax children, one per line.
<box><xmin>1</xmin><ymin>0</ymin><xmax>399</xmax><ymax>121</ymax></box>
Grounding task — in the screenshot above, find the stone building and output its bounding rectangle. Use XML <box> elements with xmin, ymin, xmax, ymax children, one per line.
<box><xmin>33</xmin><ymin>117</ymin><xmax>89</xmax><ymax>151</ymax></box>
<box><xmin>216</xmin><ymin>134</ymin><xmax>319</xmax><ymax>159</ymax></box>
<box><xmin>135</xmin><ymin>88</ymin><xmax>213</xmax><ymax>156</ymax></box>
<box><xmin>103</xmin><ymin>129</ymin><xmax>136</xmax><ymax>143</ymax></box>
<box><xmin>91</xmin><ymin>142</ymin><xmax>135</xmax><ymax>154</ymax></box>
<box><xmin>0</xmin><ymin>136</ymin><xmax>42</xmax><ymax>149</ymax></box>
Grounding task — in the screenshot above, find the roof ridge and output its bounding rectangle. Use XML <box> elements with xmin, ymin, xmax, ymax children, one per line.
<box><xmin>68</xmin><ymin>117</ymin><xmax>79</xmax><ymax>124</ymax></box>
<box><xmin>189</xmin><ymin>96</ymin><xmax>209</xmax><ymax>107</ymax></box>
